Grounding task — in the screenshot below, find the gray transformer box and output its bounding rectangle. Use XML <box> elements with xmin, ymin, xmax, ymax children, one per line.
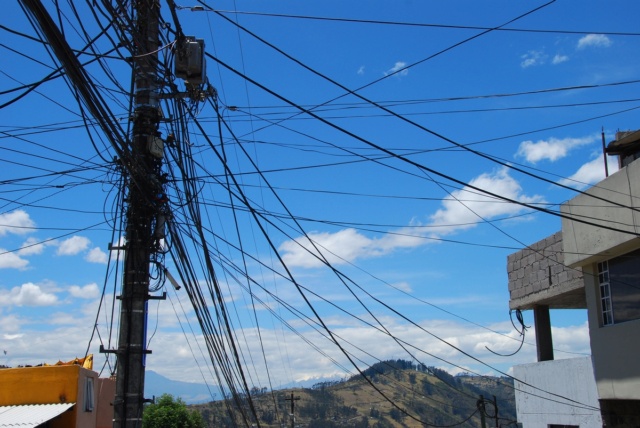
<box><xmin>175</xmin><ymin>36</ymin><xmax>205</xmax><ymax>85</ymax></box>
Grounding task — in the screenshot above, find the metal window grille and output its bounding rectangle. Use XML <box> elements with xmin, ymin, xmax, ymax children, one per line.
<box><xmin>598</xmin><ymin>260</ymin><xmax>614</xmax><ymax>326</ymax></box>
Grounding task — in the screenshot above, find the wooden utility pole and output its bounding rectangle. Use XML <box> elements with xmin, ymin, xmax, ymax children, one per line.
<box><xmin>492</xmin><ymin>395</ymin><xmax>499</xmax><ymax>428</ymax></box>
<box><xmin>284</xmin><ymin>393</ymin><xmax>300</xmax><ymax>428</ymax></box>
<box><xmin>478</xmin><ymin>395</ymin><xmax>487</xmax><ymax>428</ymax></box>
<box><xmin>112</xmin><ymin>0</ymin><xmax>163</xmax><ymax>426</ymax></box>
<box><xmin>478</xmin><ymin>395</ymin><xmax>500</xmax><ymax>428</ymax></box>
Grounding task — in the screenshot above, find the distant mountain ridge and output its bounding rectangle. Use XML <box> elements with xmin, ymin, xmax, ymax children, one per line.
<box><xmin>144</xmin><ymin>370</ymin><xmax>342</xmax><ymax>405</ymax></box>
<box><xmin>190</xmin><ymin>359</ymin><xmax>517</xmax><ymax>427</ymax></box>
<box><xmin>144</xmin><ymin>370</ymin><xmax>218</xmax><ymax>404</ymax></box>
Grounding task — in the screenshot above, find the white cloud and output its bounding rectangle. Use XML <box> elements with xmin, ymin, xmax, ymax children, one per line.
<box><xmin>520</xmin><ymin>50</ymin><xmax>546</xmax><ymax>68</ymax></box>
<box><xmin>148</xmin><ymin>319</ymin><xmax>590</xmax><ymax>384</ymax></box>
<box><xmin>0</xmin><ymin>210</ymin><xmax>35</xmax><ymax>236</ymax></box>
<box><xmin>0</xmin><ymin>282</ymin><xmax>58</xmax><ymax>306</ymax></box>
<box><xmin>357</xmin><ymin>66</ymin><xmax>365</xmax><ymax>75</ymax></box>
<box><xmin>57</xmin><ymin>236</ymin><xmax>91</xmax><ymax>256</ymax></box>
<box><xmin>516</xmin><ymin>135</ymin><xmax>596</xmax><ymax>163</ymax></box>
<box><xmin>391</xmin><ymin>281</ymin><xmax>412</xmax><ymax>293</ymax></box>
<box><xmin>0</xmin><ymin>314</ymin><xmax>22</xmax><ymax>334</ymax></box>
<box><xmin>279</xmin><ymin>224</ymin><xmax>430</xmax><ymax>269</ymax></box>
<box><xmin>577</xmin><ymin>34</ymin><xmax>612</xmax><ymax>50</ymax></box>
<box><xmin>3</xmin><ymin>333</ymin><xmax>23</xmax><ymax>340</ymax></box>
<box><xmin>0</xmin><ymin>249</ymin><xmax>29</xmax><ymax>270</ymax></box>
<box><xmin>280</xmin><ymin>168</ymin><xmax>540</xmax><ymax>268</ymax></box>
<box><xmin>280</xmin><ymin>228</ymin><xmax>381</xmax><ymax>268</ymax></box>
<box><xmin>0</xmin><ymin>286</ymin><xmax>590</xmax><ymax>387</ymax></box>
<box><xmin>552</xmin><ymin>54</ymin><xmax>569</xmax><ymax>64</ymax></box>
<box><xmin>68</xmin><ymin>283</ymin><xmax>100</xmax><ymax>299</ymax></box>
<box><xmin>18</xmin><ymin>237</ymin><xmax>55</xmax><ymax>256</ymax></box>
<box><xmin>384</xmin><ymin>61</ymin><xmax>409</xmax><ymax>77</ymax></box>
<box><xmin>86</xmin><ymin>247</ymin><xmax>108</xmax><ymax>264</ymax></box>
<box><xmin>558</xmin><ymin>153</ymin><xmax>620</xmax><ymax>189</ymax></box>
<box><xmin>428</xmin><ymin>167</ymin><xmax>544</xmax><ymax>235</ymax></box>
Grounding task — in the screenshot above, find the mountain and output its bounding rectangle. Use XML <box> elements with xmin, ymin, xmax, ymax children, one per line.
<box><xmin>144</xmin><ymin>370</ymin><xmax>219</xmax><ymax>405</ymax></box>
<box><xmin>190</xmin><ymin>360</ymin><xmax>517</xmax><ymax>427</ymax></box>
<box><xmin>143</xmin><ymin>371</ymin><xmax>342</xmax><ymax>405</ymax></box>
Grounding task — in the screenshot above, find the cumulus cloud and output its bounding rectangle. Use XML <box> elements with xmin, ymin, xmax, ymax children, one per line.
<box><xmin>280</xmin><ymin>228</ymin><xmax>390</xmax><ymax>269</ymax></box>
<box><xmin>516</xmin><ymin>135</ymin><xmax>597</xmax><ymax>163</ymax></box>
<box><xmin>280</xmin><ymin>167</ymin><xmax>540</xmax><ymax>268</ymax></box>
<box><xmin>0</xmin><ymin>282</ymin><xmax>591</xmax><ymax>387</ymax></box>
<box><xmin>552</xmin><ymin>54</ymin><xmax>569</xmax><ymax>64</ymax></box>
<box><xmin>57</xmin><ymin>236</ymin><xmax>91</xmax><ymax>256</ymax></box>
<box><xmin>18</xmin><ymin>237</ymin><xmax>55</xmax><ymax>256</ymax></box>
<box><xmin>86</xmin><ymin>247</ymin><xmax>108</xmax><ymax>264</ymax></box>
<box><xmin>0</xmin><ymin>282</ymin><xmax>57</xmax><ymax>306</ymax></box>
<box><xmin>0</xmin><ymin>314</ymin><xmax>22</xmax><ymax>334</ymax></box>
<box><xmin>68</xmin><ymin>283</ymin><xmax>100</xmax><ymax>299</ymax></box>
<box><xmin>384</xmin><ymin>61</ymin><xmax>409</xmax><ymax>77</ymax></box>
<box><xmin>0</xmin><ymin>210</ymin><xmax>35</xmax><ymax>236</ymax></box>
<box><xmin>148</xmin><ymin>319</ymin><xmax>590</xmax><ymax>384</ymax></box>
<box><xmin>577</xmin><ymin>34</ymin><xmax>612</xmax><ymax>50</ymax></box>
<box><xmin>428</xmin><ymin>167</ymin><xmax>544</xmax><ymax>235</ymax></box>
<box><xmin>0</xmin><ymin>249</ymin><xmax>29</xmax><ymax>270</ymax></box>
<box><xmin>558</xmin><ymin>153</ymin><xmax>620</xmax><ymax>189</ymax></box>
<box><xmin>520</xmin><ymin>50</ymin><xmax>546</xmax><ymax>68</ymax></box>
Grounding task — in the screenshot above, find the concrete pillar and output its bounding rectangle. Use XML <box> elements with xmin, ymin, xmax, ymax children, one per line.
<box><xmin>534</xmin><ymin>305</ymin><xmax>554</xmax><ymax>361</ymax></box>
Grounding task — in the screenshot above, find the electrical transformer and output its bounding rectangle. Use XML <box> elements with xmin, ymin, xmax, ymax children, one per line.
<box><xmin>174</xmin><ymin>36</ymin><xmax>205</xmax><ymax>85</ymax></box>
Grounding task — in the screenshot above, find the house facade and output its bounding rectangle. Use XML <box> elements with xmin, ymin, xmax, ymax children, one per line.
<box><xmin>507</xmin><ymin>131</ymin><xmax>640</xmax><ymax>427</ymax></box>
<box><xmin>0</xmin><ymin>359</ymin><xmax>115</xmax><ymax>428</ymax></box>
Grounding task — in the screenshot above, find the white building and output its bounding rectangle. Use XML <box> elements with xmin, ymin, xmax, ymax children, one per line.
<box><xmin>507</xmin><ymin>131</ymin><xmax>640</xmax><ymax>427</ymax></box>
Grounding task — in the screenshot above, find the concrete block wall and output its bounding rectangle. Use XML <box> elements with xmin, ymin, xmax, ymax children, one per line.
<box><xmin>507</xmin><ymin>231</ymin><xmax>584</xmax><ymax>309</ymax></box>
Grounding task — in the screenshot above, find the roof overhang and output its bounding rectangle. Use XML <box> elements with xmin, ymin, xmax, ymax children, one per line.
<box><xmin>0</xmin><ymin>403</ymin><xmax>75</xmax><ymax>428</ymax></box>
<box><xmin>606</xmin><ymin>129</ymin><xmax>640</xmax><ymax>155</ymax></box>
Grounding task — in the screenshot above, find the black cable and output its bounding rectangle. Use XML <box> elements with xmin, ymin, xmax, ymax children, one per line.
<box><xmin>203</xmin><ymin>8</ymin><xmax>640</xmax><ymax>38</ymax></box>
<box><xmin>202</xmin><ymin>2</ymin><xmax>640</xmax><ymax>223</ymax></box>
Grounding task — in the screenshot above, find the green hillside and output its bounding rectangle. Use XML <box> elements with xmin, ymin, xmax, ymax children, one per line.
<box><xmin>192</xmin><ymin>360</ymin><xmax>517</xmax><ymax>427</ymax></box>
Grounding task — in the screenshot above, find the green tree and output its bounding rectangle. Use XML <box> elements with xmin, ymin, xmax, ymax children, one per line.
<box><xmin>143</xmin><ymin>393</ymin><xmax>205</xmax><ymax>428</ymax></box>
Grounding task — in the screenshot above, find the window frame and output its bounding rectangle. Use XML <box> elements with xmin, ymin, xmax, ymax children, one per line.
<box><xmin>596</xmin><ymin>250</ymin><xmax>640</xmax><ymax>326</ymax></box>
<box><xmin>84</xmin><ymin>376</ymin><xmax>95</xmax><ymax>412</ymax></box>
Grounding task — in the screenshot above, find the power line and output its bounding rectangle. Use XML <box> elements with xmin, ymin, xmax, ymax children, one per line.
<box><xmin>202</xmin><ymin>8</ymin><xmax>640</xmax><ymax>37</ymax></box>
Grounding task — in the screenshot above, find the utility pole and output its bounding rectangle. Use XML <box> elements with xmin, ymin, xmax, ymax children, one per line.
<box><xmin>478</xmin><ymin>395</ymin><xmax>487</xmax><ymax>428</ymax></box>
<box><xmin>492</xmin><ymin>395</ymin><xmax>499</xmax><ymax>428</ymax></box>
<box><xmin>478</xmin><ymin>395</ymin><xmax>500</xmax><ymax>428</ymax></box>
<box><xmin>112</xmin><ymin>0</ymin><xmax>163</xmax><ymax>426</ymax></box>
<box><xmin>284</xmin><ymin>393</ymin><xmax>300</xmax><ymax>428</ymax></box>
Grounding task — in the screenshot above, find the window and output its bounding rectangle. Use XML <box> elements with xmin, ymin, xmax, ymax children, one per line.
<box><xmin>598</xmin><ymin>260</ymin><xmax>613</xmax><ymax>325</ymax></box>
<box><xmin>597</xmin><ymin>249</ymin><xmax>640</xmax><ymax>325</ymax></box>
<box><xmin>84</xmin><ymin>377</ymin><xmax>94</xmax><ymax>412</ymax></box>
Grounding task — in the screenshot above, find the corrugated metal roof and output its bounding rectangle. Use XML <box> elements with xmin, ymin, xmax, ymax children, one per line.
<box><xmin>0</xmin><ymin>403</ymin><xmax>75</xmax><ymax>427</ymax></box>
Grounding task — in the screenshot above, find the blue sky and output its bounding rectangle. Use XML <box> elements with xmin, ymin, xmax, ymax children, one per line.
<box><xmin>1</xmin><ymin>0</ymin><xmax>639</xmax><ymax>391</ymax></box>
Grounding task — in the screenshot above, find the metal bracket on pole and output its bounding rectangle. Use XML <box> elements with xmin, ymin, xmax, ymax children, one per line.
<box><xmin>99</xmin><ymin>345</ymin><xmax>117</xmax><ymax>355</ymax></box>
<box><xmin>147</xmin><ymin>292</ymin><xmax>167</xmax><ymax>300</ymax></box>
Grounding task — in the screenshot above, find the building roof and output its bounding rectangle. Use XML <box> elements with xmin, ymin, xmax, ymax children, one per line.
<box><xmin>0</xmin><ymin>403</ymin><xmax>75</xmax><ymax>427</ymax></box>
<box><xmin>606</xmin><ymin>129</ymin><xmax>640</xmax><ymax>155</ymax></box>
